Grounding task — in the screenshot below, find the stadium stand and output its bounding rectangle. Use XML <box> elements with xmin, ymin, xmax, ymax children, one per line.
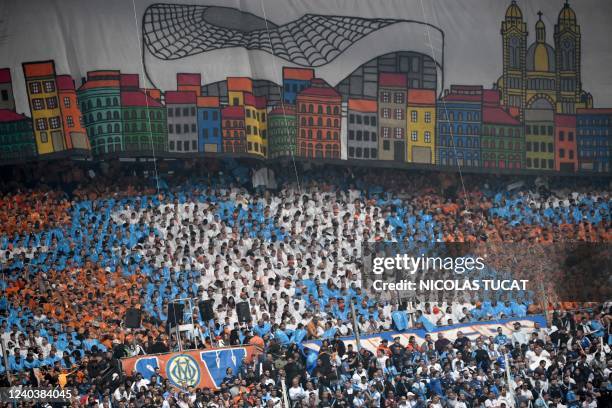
<box><xmin>0</xmin><ymin>160</ymin><xmax>610</xmax><ymax>407</ymax></box>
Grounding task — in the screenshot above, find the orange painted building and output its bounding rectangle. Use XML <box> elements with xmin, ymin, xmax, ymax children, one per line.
<box><xmin>145</xmin><ymin>89</ymin><xmax>162</xmax><ymax>101</ymax></box>
<box><xmin>197</xmin><ymin>96</ymin><xmax>220</xmax><ymax>107</ymax></box>
<box><xmin>56</xmin><ymin>75</ymin><xmax>90</xmax><ymax>150</ymax></box>
<box><xmin>227</xmin><ymin>77</ymin><xmax>253</xmax><ymax>106</ymax></box>
<box><xmin>555</xmin><ymin>114</ymin><xmax>577</xmax><ymax>172</ymax></box>
<box><xmin>296</xmin><ymin>79</ymin><xmax>342</xmax><ymax>159</ymax></box>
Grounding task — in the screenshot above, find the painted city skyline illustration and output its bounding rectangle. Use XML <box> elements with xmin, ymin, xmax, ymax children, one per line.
<box><xmin>0</xmin><ymin>1</ymin><xmax>609</xmax><ymax>174</ymax></box>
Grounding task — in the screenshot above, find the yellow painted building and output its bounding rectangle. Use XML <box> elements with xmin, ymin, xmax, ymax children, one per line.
<box><xmin>227</xmin><ymin>77</ymin><xmax>253</xmax><ymax>106</ymax></box>
<box><xmin>525</xmin><ymin>133</ymin><xmax>555</xmax><ymax>170</ymax></box>
<box><xmin>406</xmin><ymin>89</ymin><xmax>436</xmax><ymax>164</ymax></box>
<box><xmin>255</xmin><ymin>104</ymin><xmax>268</xmax><ymax>158</ymax></box>
<box><xmin>244</xmin><ymin>93</ymin><xmax>268</xmax><ymax>157</ymax></box>
<box><xmin>525</xmin><ymin>106</ymin><xmax>555</xmax><ymax>171</ymax></box>
<box><xmin>22</xmin><ymin>61</ymin><xmax>65</xmax><ymax>154</ymax></box>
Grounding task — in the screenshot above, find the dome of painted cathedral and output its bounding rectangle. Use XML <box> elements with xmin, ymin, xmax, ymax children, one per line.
<box><xmin>526</xmin><ymin>13</ymin><xmax>555</xmax><ymax>72</ymax></box>
<box><xmin>505</xmin><ymin>0</ymin><xmax>522</xmax><ymax>20</ymax></box>
<box><xmin>558</xmin><ymin>1</ymin><xmax>577</xmax><ymax>27</ymax></box>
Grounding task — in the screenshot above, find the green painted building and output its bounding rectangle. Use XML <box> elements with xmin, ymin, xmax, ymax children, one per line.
<box><xmin>77</xmin><ymin>70</ymin><xmax>123</xmax><ymax>155</ymax></box>
<box><xmin>121</xmin><ymin>90</ymin><xmax>167</xmax><ymax>153</ymax></box>
<box><xmin>481</xmin><ymin>90</ymin><xmax>524</xmax><ymax>170</ymax></box>
<box><xmin>0</xmin><ymin>109</ymin><xmax>37</xmax><ymax>161</ymax></box>
<box><xmin>268</xmin><ymin>105</ymin><xmax>297</xmax><ymax>158</ymax></box>
<box><xmin>482</xmin><ymin>100</ymin><xmax>524</xmax><ymax>169</ymax></box>
<box><xmin>481</xmin><ymin>118</ymin><xmax>524</xmax><ymax>170</ymax></box>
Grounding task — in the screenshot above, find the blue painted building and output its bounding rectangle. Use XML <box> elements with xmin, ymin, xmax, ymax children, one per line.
<box><xmin>282</xmin><ymin>67</ymin><xmax>314</xmax><ymax>104</ymax></box>
<box><xmin>436</xmin><ymin>85</ymin><xmax>483</xmax><ymax>167</ymax></box>
<box><xmin>197</xmin><ymin>96</ymin><xmax>222</xmax><ymax>153</ymax></box>
<box><xmin>576</xmin><ymin>108</ymin><xmax>611</xmax><ymax>173</ymax></box>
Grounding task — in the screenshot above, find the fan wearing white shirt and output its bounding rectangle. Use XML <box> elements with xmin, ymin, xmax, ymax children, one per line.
<box><xmin>287</xmin><ymin>377</ymin><xmax>306</xmax><ymax>403</ymax></box>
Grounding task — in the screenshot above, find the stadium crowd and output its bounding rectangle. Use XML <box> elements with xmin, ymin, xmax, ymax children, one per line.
<box><xmin>0</xmin><ymin>161</ymin><xmax>610</xmax><ymax>407</ymax></box>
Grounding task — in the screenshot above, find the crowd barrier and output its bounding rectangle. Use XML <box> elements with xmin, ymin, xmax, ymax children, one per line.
<box><xmin>302</xmin><ymin>315</ymin><xmax>547</xmax><ymax>354</ymax></box>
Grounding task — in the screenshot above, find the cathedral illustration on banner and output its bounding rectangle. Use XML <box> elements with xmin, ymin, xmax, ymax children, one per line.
<box><xmin>498</xmin><ymin>0</ymin><xmax>592</xmax><ymax>115</ymax></box>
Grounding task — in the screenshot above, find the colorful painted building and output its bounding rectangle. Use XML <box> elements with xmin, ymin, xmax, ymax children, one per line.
<box><xmin>282</xmin><ymin>67</ymin><xmax>314</xmax><ymax>104</ymax></box>
<box><xmin>378</xmin><ymin>73</ymin><xmax>407</xmax><ymax>162</ymax></box>
<box><xmin>197</xmin><ymin>96</ymin><xmax>221</xmax><ymax>153</ymax></box>
<box><xmin>296</xmin><ymin>78</ymin><xmax>342</xmax><ymax>159</ymax></box>
<box><xmin>177</xmin><ymin>73</ymin><xmax>202</xmax><ymax>96</ymax></box>
<box><xmin>0</xmin><ymin>68</ymin><xmax>15</xmax><ymax>110</ymax></box>
<box><xmin>481</xmin><ymin>89</ymin><xmax>523</xmax><ymax>169</ymax></box>
<box><xmin>347</xmin><ymin>99</ymin><xmax>378</xmax><ymax>160</ymax></box>
<box><xmin>554</xmin><ymin>114</ymin><xmax>577</xmax><ymax>172</ymax></box>
<box><xmin>227</xmin><ymin>77</ymin><xmax>253</xmax><ymax>107</ymax></box>
<box><xmin>524</xmin><ymin>102</ymin><xmax>555</xmax><ymax>170</ymax></box>
<box><xmin>56</xmin><ymin>75</ymin><xmax>90</xmax><ymax>151</ymax></box>
<box><xmin>144</xmin><ymin>89</ymin><xmax>162</xmax><ymax>102</ymax></box>
<box><xmin>576</xmin><ymin>108</ymin><xmax>611</xmax><ymax>173</ymax></box>
<box><xmin>0</xmin><ymin>110</ymin><xmax>36</xmax><ymax>161</ymax></box>
<box><xmin>166</xmin><ymin>90</ymin><xmax>198</xmax><ymax>153</ymax></box>
<box><xmin>244</xmin><ymin>93</ymin><xmax>268</xmax><ymax>157</ymax></box>
<box><xmin>22</xmin><ymin>61</ymin><xmax>65</xmax><ymax>154</ymax></box>
<box><xmin>221</xmin><ymin>106</ymin><xmax>246</xmax><ymax>153</ymax></box>
<box><xmin>121</xmin><ymin>88</ymin><xmax>167</xmax><ymax>154</ymax></box>
<box><xmin>436</xmin><ymin>85</ymin><xmax>482</xmax><ymax>167</ymax></box>
<box><xmin>120</xmin><ymin>74</ymin><xmax>140</xmax><ymax>90</ymax></box>
<box><xmin>407</xmin><ymin>89</ymin><xmax>436</xmax><ymax>164</ymax></box>
<box><xmin>77</xmin><ymin>70</ymin><xmax>123</xmax><ymax>155</ymax></box>
<box><xmin>268</xmin><ymin>105</ymin><xmax>297</xmax><ymax>159</ymax></box>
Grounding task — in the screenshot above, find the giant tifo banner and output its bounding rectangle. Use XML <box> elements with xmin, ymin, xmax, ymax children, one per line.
<box><xmin>303</xmin><ymin>315</ymin><xmax>547</xmax><ymax>354</ymax></box>
<box><xmin>0</xmin><ymin>1</ymin><xmax>610</xmax><ymax>174</ymax></box>
<box><xmin>120</xmin><ymin>345</ymin><xmax>260</xmax><ymax>390</ymax></box>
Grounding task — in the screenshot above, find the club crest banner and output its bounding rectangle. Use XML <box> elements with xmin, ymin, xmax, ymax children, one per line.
<box><xmin>120</xmin><ymin>345</ymin><xmax>261</xmax><ymax>390</ymax></box>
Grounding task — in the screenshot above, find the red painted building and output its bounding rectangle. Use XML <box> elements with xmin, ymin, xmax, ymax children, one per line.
<box><xmin>177</xmin><ymin>73</ymin><xmax>201</xmax><ymax>96</ymax></box>
<box><xmin>555</xmin><ymin>114</ymin><xmax>577</xmax><ymax>172</ymax></box>
<box><xmin>0</xmin><ymin>68</ymin><xmax>15</xmax><ymax>110</ymax></box>
<box><xmin>119</xmin><ymin>74</ymin><xmax>140</xmax><ymax>90</ymax></box>
<box><xmin>221</xmin><ymin>106</ymin><xmax>246</xmax><ymax>153</ymax></box>
<box><xmin>296</xmin><ymin>78</ymin><xmax>341</xmax><ymax>159</ymax></box>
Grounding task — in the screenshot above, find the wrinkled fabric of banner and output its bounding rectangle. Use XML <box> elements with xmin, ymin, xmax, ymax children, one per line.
<box><xmin>0</xmin><ymin>0</ymin><xmax>610</xmax><ymax>174</ymax></box>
